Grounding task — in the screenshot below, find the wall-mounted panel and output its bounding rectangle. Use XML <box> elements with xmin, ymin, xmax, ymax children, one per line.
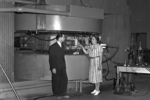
<box><xmin>14</xmin><ymin>53</ymin><xmax>89</xmax><ymax>81</ymax></box>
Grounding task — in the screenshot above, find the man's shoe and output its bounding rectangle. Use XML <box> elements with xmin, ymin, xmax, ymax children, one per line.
<box><xmin>56</xmin><ymin>96</ymin><xmax>62</xmax><ymax>99</ymax></box>
<box><xmin>63</xmin><ymin>95</ymin><xmax>70</xmax><ymax>98</ymax></box>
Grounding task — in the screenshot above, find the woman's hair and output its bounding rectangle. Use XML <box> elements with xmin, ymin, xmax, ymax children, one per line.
<box><xmin>89</xmin><ymin>35</ymin><xmax>102</xmax><ymax>44</ymax></box>
<box><xmin>56</xmin><ymin>33</ymin><xmax>64</xmax><ymax>40</ymax></box>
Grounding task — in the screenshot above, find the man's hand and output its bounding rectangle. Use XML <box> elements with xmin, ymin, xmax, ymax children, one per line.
<box><xmin>98</xmin><ymin>66</ymin><xmax>102</xmax><ymax>70</ymax></box>
<box><xmin>52</xmin><ymin>68</ymin><xmax>56</xmax><ymax>74</ymax></box>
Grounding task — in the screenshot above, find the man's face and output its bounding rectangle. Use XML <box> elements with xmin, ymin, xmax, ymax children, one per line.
<box><xmin>61</xmin><ymin>35</ymin><xmax>65</xmax><ymax>42</ymax></box>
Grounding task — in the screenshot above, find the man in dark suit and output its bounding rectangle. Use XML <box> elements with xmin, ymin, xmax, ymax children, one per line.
<box><xmin>49</xmin><ymin>33</ymin><xmax>69</xmax><ymax>99</ymax></box>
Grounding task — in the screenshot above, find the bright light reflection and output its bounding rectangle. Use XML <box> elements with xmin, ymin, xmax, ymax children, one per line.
<box><xmin>53</xmin><ymin>16</ymin><xmax>61</xmax><ymax>30</ymax></box>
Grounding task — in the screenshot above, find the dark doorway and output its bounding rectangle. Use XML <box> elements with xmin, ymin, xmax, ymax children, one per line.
<box><xmin>135</xmin><ymin>33</ymin><xmax>147</xmax><ymax>49</ymax></box>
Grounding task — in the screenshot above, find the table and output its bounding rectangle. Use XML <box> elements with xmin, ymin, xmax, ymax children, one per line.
<box><xmin>116</xmin><ymin>66</ymin><xmax>150</xmax><ymax>86</ymax></box>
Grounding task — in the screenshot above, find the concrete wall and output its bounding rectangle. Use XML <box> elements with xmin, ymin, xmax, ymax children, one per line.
<box><xmin>128</xmin><ymin>0</ymin><xmax>150</xmax><ymax>48</ymax></box>
<box><xmin>0</xmin><ymin>1</ymin><xmax>14</xmax><ymax>83</ymax></box>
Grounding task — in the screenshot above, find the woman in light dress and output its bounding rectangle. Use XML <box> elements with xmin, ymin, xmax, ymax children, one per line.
<box><xmin>80</xmin><ymin>35</ymin><xmax>105</xmax><ymax>96</ymax></box>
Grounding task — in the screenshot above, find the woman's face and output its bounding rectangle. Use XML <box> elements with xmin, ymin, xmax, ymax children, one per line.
<box><xmin>91</xmin><ymin>37</ymin><xmax>97</xmax><ymax>45</ymax></box>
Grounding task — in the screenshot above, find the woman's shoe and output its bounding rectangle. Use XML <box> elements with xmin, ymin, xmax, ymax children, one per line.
<box><xmin>94</xmin><ymin>90</ymin><xmax>100</xmax><ymax>96</ymax></box>
<box><xmin>91</xmin><ymin>90</ymin><xmax>97</xmax><ymax>94</ymax></box>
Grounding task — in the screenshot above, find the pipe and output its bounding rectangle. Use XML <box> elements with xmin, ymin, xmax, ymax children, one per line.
<box><xmin>0</xmin><ymin>64</ymin><xmax>21</xmax><ymax>100</ymax></box>
<box><xmin>0</xmin><ymin>7</ymin><xmax>70</xmax><ymax>16</ymax></box>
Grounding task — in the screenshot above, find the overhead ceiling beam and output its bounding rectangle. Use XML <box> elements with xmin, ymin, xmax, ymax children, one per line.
<box><xmin>0</xmin><ymin>0</ymin><xmax>35</xmax><ymax>4</ymax></box>
<box><xmin>0</xmin><ymin>5</ymin><xmax>104</xmax><ymax>19</ymax></box>
<box><xmin>0</xmin><ymin>7</ymin><xmax>70</xmax><ymax>16</ymax></box>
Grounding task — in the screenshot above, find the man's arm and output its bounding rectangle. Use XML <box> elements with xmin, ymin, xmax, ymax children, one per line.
<box><xmin>49</xmin><ymin>46</ymin><xmax>58</xmax><ymax>74</ymax></box>
<box><xmin>49</xmin><ymin>46</ymin><xmax>54</xmax><ymax>70</ymax></box>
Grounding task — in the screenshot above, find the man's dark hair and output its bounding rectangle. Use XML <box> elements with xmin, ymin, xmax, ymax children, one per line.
<box><xmin>56</xmin><ymin>33</ymin><xmax>64</xmax><ymax>40</ymax></box>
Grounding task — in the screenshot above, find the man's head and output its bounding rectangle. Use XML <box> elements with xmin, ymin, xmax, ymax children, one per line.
<box><xmin>56</xmin><ymin>33</ymin><xmax>65</xmax><ymax>43</ymax></box>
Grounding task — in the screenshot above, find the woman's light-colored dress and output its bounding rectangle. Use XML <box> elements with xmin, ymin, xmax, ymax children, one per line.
<box><xmin>88</xmin><ymin>44</ymin><xmax>103</xmax><ymax>83</ymax></box>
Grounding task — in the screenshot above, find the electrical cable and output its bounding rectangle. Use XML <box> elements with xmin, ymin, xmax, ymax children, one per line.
<box><xmin>31</xmin><ymin>35</ymin><xmax>56</xmax><ymax>41</ymax></box>
<box><xmin>102</xmin><ymin>55</ymin><xmax>116</xmax><ymax>81</ymax></box>
<box><xmin>24</xmin><ymin>32</ymin><xmax>79</xmax><ymax>53</ymax></box>
<box><xmin>132</xmin><ymin>85</ymin><xmax>150</xmax><ymax>96</ymax></box>
<box><xmin>101</xmin><ymin>46</ymin><xmax>126</xmax><ymax>85</ymax></box>
<box><xmin>80</xmin><ymin>0</ymin><xmax>83</xmax><ymax>5</ymax></box>
<box><xmin>26</xmin><ymin>34</ymin><xmax>56</xmax><ymax>41</ymax></box>
<box><xmin>79</xmin><ymin>0</ymin><xmax>88</xmax><ymax>7</ymax></box>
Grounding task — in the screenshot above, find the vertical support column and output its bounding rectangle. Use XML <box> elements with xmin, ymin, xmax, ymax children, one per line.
<box><xmin>0</xmin><ymin>1</ymin><xmax>14</xmax><ymax>83</ymax></box>
<box><xmin>116</xmin><ymin>66</ymin><xmax>121</xmax><ymax>87</ymax></box>
<box><xmin>79</xmin><ymin>80</ymin><xmax>82</xmax><ymax>93</ymax></box>
<box><xmin>75</xmin><ymin>80</ymin><xmax>78</xmax><ymax>91</ymax></box>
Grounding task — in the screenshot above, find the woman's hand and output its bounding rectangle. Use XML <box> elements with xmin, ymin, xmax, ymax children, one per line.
<box><xmin>78</xmin><ymin>44</ymin><xmax>89</xmax><ymax>54</ymax></box>
<box><xmin>78</xmin><ymin>44</ymin><xmax>85</xmax><ymax>51</ymax></box>
<box><xmin>78</xmin><ymin>44</ymin><xmax>83</xmax><ymax>48</ymax></box>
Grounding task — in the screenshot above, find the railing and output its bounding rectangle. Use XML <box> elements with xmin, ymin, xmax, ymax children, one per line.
<box><xmin>0</xmin><ymin>64</ymin><xmax>21</xmax><ymax>100</ymax></box>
